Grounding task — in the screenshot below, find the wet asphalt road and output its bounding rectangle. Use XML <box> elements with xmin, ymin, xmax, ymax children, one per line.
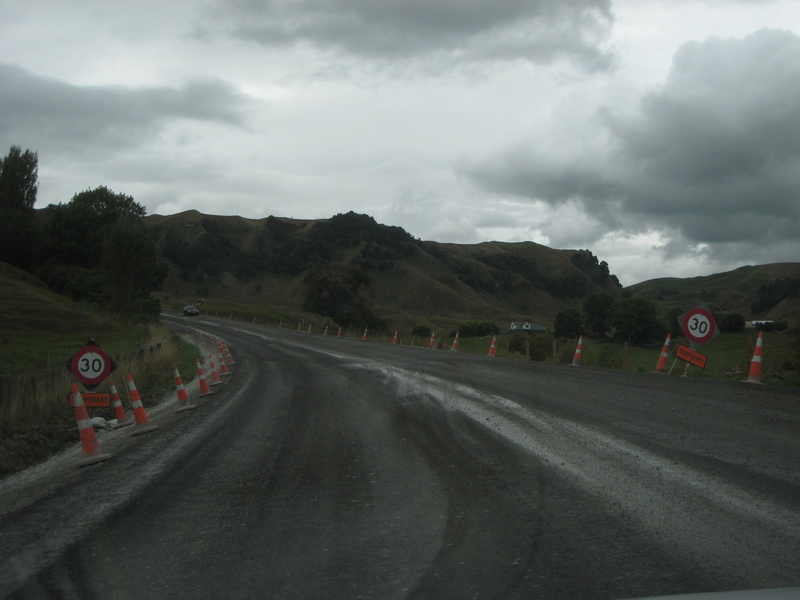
<box><xmin>1</xmin><ymin>315</ymin><xmax>799</xmax><ymax>599</ymax></box>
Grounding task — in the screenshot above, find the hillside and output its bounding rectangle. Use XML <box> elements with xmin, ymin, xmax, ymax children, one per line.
<box><xmin>145</xmin><ymin>210</ymin><xmax>624</xmax><ymax>327</ymax></box>
<box><xmin>628</xmin><ymin>264</ymin><xmax>800</xmax><ymax>323</ymax></box>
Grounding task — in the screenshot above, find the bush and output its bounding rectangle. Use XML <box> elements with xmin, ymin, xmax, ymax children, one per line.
<box><xmin>458</xmin><ymin>320</ymin><xmax>499</xmax><ymax>337</ymax></box>
<box><xmin>411</xmin><ymin>325</ymin><xmax>431</xmax><ymax>337</ymax></box>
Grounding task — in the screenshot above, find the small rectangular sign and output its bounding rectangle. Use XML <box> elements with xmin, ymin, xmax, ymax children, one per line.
<box><xmin>675</xmin><ymin>344</ymin><xmax>708</xmax><ymax>369</ymax></box>
<box><xmin>68</xmin><ymin>392</ymin><xmax>111</xmax><ymax>407</ymax></box>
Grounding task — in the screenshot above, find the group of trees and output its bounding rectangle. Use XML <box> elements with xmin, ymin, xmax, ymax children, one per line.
<box><xmin>301</xmin><ymin>263</ymin><xmax>386</xmax><ymax>329</ymax></box>
<box><xmin>0</xmin><ymin>146</ymin><xmax>165</xmax><ymax>318</ymax></box>
<box><xmin>554</xmin><ymin>294</ymin><xmax>664</xmax><ymax>344</ymax></box>
<box><xmin>554</xmin><ymin>294</ymin><xmax>753</xmax><ymax>344</ymax></box>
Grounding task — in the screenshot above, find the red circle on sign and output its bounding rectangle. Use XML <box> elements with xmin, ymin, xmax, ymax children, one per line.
<box><xmin>681</xmin><ymin>307</ymin><xmax>717</xmax><ymax>345</ymax></box>
<box><xmin>69</xmin><ymin>345</ymin><xmax>114</xmax><ymax>388</ymax></box>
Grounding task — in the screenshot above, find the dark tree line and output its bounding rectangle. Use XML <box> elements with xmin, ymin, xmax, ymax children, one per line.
<box><xmin>0</xmin><ymin>146</ymin><xmax>166</xmax><ymax>318</ymax></box>
<box><xmin>751</xmin><ymin>276</ymin><xmax>800</xmax><ymax>314</ymax></box>
<box><xmin>554</xmin><ymin>294</ymin><xmax>664</xmax><ymax>344</ymax></box>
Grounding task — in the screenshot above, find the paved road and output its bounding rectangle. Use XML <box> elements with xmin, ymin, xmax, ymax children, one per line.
<box><xmin>1</xmin><ymin>316</ymin><xmax>799</xmax><ymax>599</ymax></box>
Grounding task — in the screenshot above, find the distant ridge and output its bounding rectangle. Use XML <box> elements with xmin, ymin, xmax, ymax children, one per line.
<box><xmin>145</xmin><ymin>210</ymin><xmax>623</xmax><ymax>325</ymax></box>
<box><xmin>144</xmin><ymin>210</ymin><xmax>800</xmax><ymax>327</ymax></box>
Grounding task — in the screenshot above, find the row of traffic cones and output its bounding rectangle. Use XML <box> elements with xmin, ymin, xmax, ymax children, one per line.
<box><xmin>572</xmin><ymin>330</ymin><xmax>766</xmax><ymax>383</ymax></box>
<box><xmin>72</xmin><ymin>343</ymin><xmax>234</xmax><ymax>467</ymax></box>
<box><xmin>284</xmin><ymin>319</ymin><xmax>768</xmax><ymax>381</ymax></box>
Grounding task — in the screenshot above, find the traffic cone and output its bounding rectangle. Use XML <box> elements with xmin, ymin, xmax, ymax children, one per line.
<box><xmin>196</xmin><ymin>358</ymin><xmax>215</xmax><ymax>397</ymax></box>
<box><xmin>337</xmin><ymin>326</ymin><xmax>342</xmax><ymax>337</ymax></box>
<box><xmin>72</xmin><ymin>383</ymin><xmax>111</xmax><ymax>467</ymax></box>
<box><xmin>208</xmin><ymin>354</ymin><xmax>224</xmax><ymax>386</ymax></box>
<box><xmin>488</xmin><ymin>335</ymin><xmax>497</xmax><ymax>357</ymax></box>
<box><xmin>392</xmin><ymin>330</ymin><xmax>398</xmax><ymax>344</ymax></box>
<box><xmin>126</xmin><ymin>374</ymin><xmax>158</xmax><ymax>436</ymax></box>
<box><xmin>324</xmin><ymin>325</ymin><xmax>329</xmax><ymax>336</ymax></box>
<box><xmin>297</xmin><ymin>322</ymin><xmax>301</xmax><ymax>331</ymax></box>
<box><xmin>450</xmin><ymin>332</ymin><xmax>459</xmax><ymax>352</ymax></box>
<box><xmin>429</xmin><ymin>332</ymin><xmax>436</xmax><ymax>349</ymax></box>
<box><xmin>219</xmin><ymin>352</ymin><xmax>231</xmax><ymax>376</ymax></box>
<box><xmin>278</xmin><ymin>319</ymin><xmax>283</xmax><ymax>328</ymax></box>
<box><xmin>362</xmin><ymin>328</ymin><xmax>368</xmax><ymax>340</ymax></box>
<box><xmin>653</xmin><ymin>334</ymin><xmax>671</xmax><ymax>373</ymax></box>
<box><xmin>108</xmin><ymin>380</ymin><xmax>133</xmax><ymax>427</ymax></box>
<box><xmin>746</xmin><ymin>331</ymin><xmax>764</xmax><ymax>384</ymax></box>
<box><xmin>173</xmin><ymin>364</ymin><xmax>198</xmax><ymax>412</ymax></box>
<box><xmin>571</xmin><ymin>336</ymin><xmax>583</xmax><ymax>366</ymax></box>
<box><xmin>222</xmin><ymin>344</ymin><xmax>235</xmax><ymax>365</ymax></box>
<box><xmin>307</xmin><ymin>324</ymin><xmax>312</xmax><ymax>333</ymax></box>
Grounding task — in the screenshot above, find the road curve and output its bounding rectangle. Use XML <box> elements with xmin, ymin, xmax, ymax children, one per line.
<box><xmin>1</xmin><ymin>315</ymin><xmax>798</xmax><ymax>599</ymax></box>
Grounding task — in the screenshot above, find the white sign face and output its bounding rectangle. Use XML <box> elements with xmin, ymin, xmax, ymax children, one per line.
<box><xmin>78</xmin><ymin>351</ymin><xmax>107</xmax><ymax>380</ymax></box>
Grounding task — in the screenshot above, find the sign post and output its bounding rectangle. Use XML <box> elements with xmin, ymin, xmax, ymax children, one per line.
<box><xmin>65</xmin><ymin>340</ymin><xmax>117</xmax><ymax>391</ymax></box>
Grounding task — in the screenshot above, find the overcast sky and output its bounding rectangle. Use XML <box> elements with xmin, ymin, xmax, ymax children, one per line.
<box><xmin>2</xmin><ymin>0</ymin><xmax>798</xmax><ymax>286</ymax></box>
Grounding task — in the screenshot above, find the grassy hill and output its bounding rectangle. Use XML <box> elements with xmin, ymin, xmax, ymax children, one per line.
<box><xmin>145</xmin><ymin>210</ymin><xmax>624</xmax><ymax>330</ymax></box>
<box><xmin>628</xmin><ymin>263</ymin><xmax>800</xmax><ymax>323</ymax></box>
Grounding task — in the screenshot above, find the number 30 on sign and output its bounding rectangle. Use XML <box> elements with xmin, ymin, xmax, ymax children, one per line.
<box><xmin>677</xmin><ymin>305</ymin><xmax>719</xmax><ymax>347</ymax></box>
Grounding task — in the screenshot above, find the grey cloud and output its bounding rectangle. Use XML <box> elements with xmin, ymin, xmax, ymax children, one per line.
<box><xmin>0</xmin><ymin>64</ymin><xmax>249</xmax><ymax>158</ymax></box>
<box><xmin>206</xmin><ymin>0</ymin><xmax>615</xmax><ymax>72</ymax></box>
<box><xmin>461</xmin><ymin>28</ymin><xmax>800</xmax><ymax>261</ymax></box>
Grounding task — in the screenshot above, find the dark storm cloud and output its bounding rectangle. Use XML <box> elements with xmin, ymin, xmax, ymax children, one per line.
<box><xmin>207</xmin><ymin>0</ymin><xmax>615</xmax><ymax>71</ymax></box>
<box><xmin>0</xmin><ymin>64</ymin><xmax>249</xmax><ymax>157</ymax></box>
<box><xmin>462</xmin><ymin>28</ymin><xmax>800</xmax><ymax>259</ymax></box>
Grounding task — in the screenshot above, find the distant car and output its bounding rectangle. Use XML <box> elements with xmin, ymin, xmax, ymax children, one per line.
<box><xmin>183</xmin><ymin>305</ymin><xmax>200</xmax><ymax>316</ymax></box>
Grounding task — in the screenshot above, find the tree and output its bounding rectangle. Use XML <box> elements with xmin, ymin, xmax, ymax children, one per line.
<box><xmin>41</xmin><ymin>185</ymin><xmax>162</xmax><ymax>317</ymax></box>
<box><xmin>663</xmin><ymin>307</ymin><xmax>684</xmax><ymax>338</ymax></box>
<box><xmin>302</xmin><ymin>263</ymin><xmax>377</xmax><ymax>327</ymax></box>
<box><xmin>719</xmin><ymin>313</ymin><xmax>745</xmax><ymax>334</ymax></box>
<box><xmin>45</xmin><ymin>186</ymin><xmax>147</xmax><ymax>269</ymax></box>
<box><xmin>582</xmin><ymin>293</ymin><xmax>615</xmax><ymax>338</ymax></box>
<box><xmin>608</xmin><ymin>297</ymin><xmax>664</xmax><ymax>344</ymax></box>
<box><xmin>553</xmin><ymin>308</ymin><xmax>583</xmax><ymax>340</ymax></box>
<box><xmin>0</xmin><ymin>146</ymin><xmax>39</xmax><ymax>269</ymax></box>
<box><xmin>0</xmin><ymin>146</ymin><xmax>38</xmax><ymax>211</ymax></box>
<box><xmin>102</xmin><ymin>217</ymin><xmax>166</xmax><ymax>313</ymax></box>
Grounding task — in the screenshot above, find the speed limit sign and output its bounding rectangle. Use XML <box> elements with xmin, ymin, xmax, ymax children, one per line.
<box><xmin>65</xmin><ymin>340</ymin><xmax>117</xmax><ymax>390</ymax></box>
<box><xmin>678</xmin><ymin>305</ymin><xmax>719</xmax><ymax>347</ymax></box>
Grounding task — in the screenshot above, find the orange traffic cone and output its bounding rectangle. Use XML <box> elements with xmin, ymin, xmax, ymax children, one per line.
<box><xmin>108</xmin><ymin>380</ymin><xmax>133</xmax><ymax>427</ymax></box>
<box><xmin>324</xmin><ymin>325</ymin><xmax>329</xmax><ymax>336</ymax></box>
<box><xmin>278</xmin><ymin>319</ymin><xmax>283</xmax><ymax>328</ymax></box>
<box><xmin>126</xmin><ymin>374</ymin><xmax>158</xmax><ymax>436</ymax></box>
<box><xmin>654</xmin><ymin>334</ymin><xmax>671</xmax><ymax>373</ymax></box>
<box><xmin>174</xmin><ymin>364</ymin><xmax>198</xmax><ymax>412</ymax></box>
<box><xmin>72</xmin><ymin>383</ymin><xmax>111</xmax><ymax>467</ymax></box>
<box><xmin>219</xmin><ymin>352</ymin><xmax>231</xmax><ymax>376</ymax></box>
<box><xmin>196</xmin><ymin>358</ymin><xmax>214</xmax><ymax>397</ymax></box>
<box><xmin>488</xmin><ymin>334</ymin><xmax>497</xmax><ymax>357</ymax></box>
<box><xmin>224</xmin><ymin>346</ymin><xmax>235</xmax><ymax>365</ymax></box>
<box><xmin>392</xmin><ymin>330</ymin><xmax>398</xmax><ymax>344</ymax></box>
<box><xmin>450</xmin><ymin>332</ymin><xmax>459</xmax><ymax>352</ymax></box>
<box><xmin>746</xmin><ymin>331</ymin><xmax>764</xmax><ymax>384</ymax></box>
<box><xmin>208</xmin><ymin>354</ymin><xmax>224</xmax><ymax>386</ymax></box>
<box><xmin>571</xmin><ymin>336</ymin><xmax>583</xmax><ymax>366</ymax></box>
<box><xmin>362</xmin><ymin>328</ymin><xmax>368</xmax><ymax>340</ymax></box>
<box><xmin>297</xmin><ymin>322</ymin><xmax>302</xmax><ymax>331</ymax></box>
<box><xmin>428</xmin><ymin>332</ymin><xmax>436</xmax><ymax>349</ymax></box>
<box><xmin>307</xmin><ymin>324</ymin><xmax>312</xmax><ymax>333</ymax></box>
<box><xmin>337</xmin><ymin>326</ymin><xmax>342</xmax><ymax>337</ymax></box>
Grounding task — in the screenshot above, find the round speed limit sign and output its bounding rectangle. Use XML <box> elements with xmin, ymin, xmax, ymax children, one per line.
<box><xmin>65</xmin><ymin>340</ymin><xmax>117</xmax><ymax>390</ymax></box>
<box><xmin>678</xmin><ymin>305</ymin><xmax>719</xmax><ymax>346</ymax></box>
